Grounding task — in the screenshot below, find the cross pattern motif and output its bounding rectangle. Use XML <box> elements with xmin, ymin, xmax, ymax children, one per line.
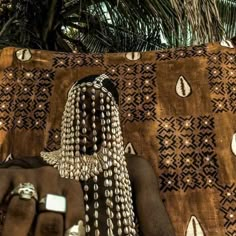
<box><xmin>157</xmin><ymin>115</ymin><xmax>218</xmax><ymax>192</ymax></box>
<box><xmin>0</xmin><ymin>68</ymin><xmax>55</xmax><ymax>130</ymax></box>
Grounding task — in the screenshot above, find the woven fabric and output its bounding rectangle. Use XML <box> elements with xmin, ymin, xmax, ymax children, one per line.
<box><xmin>0</xmin><ymin>42</ymin><xmax>235</xmax><ymax>235</ymax></box>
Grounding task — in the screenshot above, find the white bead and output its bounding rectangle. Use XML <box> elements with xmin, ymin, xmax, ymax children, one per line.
<box><xmin>93</xmin><ymin>137</ymin><xmax>97</xmax><ymax>142</ymax></box>
<box><xmin>94</xmin><ymin>210</ymin><xmax>99</xmax><ymax>218</ymax></box>
<box><xmin>118</xmin><ymin>228</ymin><xmax>122</xmax><ymax>235</ymax></box>
<box><xmin>85</xmin><ymin>225</ymin><xmax>90</xmax><ymax>232</ymax></box>
<box><xmin>104</xmin><ymin>171</ymin><xmax>109</xmax><ymax>178</ymax></box>
<box><xmin>84</xmin><ymin>185</ymin><xmax>89</xmax><ymax>191</ymax></box>
<box><xmin>94</xmin><ymin>201</ymin><xmax>99</xmax><ymax>209</ymax></box>
<box><xmin>104</xmin><ymin>179</ymin><xmax>109</xmax><ymax>187</ymax></box>
<box><xmin>107</xmin><ymin>228</ymin><xmax>113</xmax><ymax>236</ymax></box>
<box><xmin>85</xmin><ymin>204</ymin><xmax>89</xmax><ymax>211</ymax></box>
<box><xmin>93</xmin><ymin>130</ymin><xmax>97</xmax><ymax>136</ymax></box>
<box><xmin>95</xmin><ymin>229</ymin><xmax>100</xmax><ymax>236</ymax></box>
<box><xmin>94</xmin><ymin>192</ymin><xmax>99</xmax><ymax>200</ymax></box>
<box><xmin>83</xmin><ymin>137</ymin><xmax>87</xmax><ymax>143</ymax></box>
<box><xmin>93</xmin><ymin>184</ymin><xmax>98</xmax><ymax>191</ymax></box>
<box><xmin>124</xmin><ymin>226</ymin><xmax>129</xmax><ymax>234</ymax></box>
<box><xmin>93</xmin><ymin>144</ymin><xmax>97</xmax><ymax>151</ymax></box>
<box><xmin>82</xmin><ymin>111</ymin><xmax>86</xmax><ymax>117</ymax></box>
<box><xmin>107</xmin><ymin>218</ymin><xmax>113</xmax><ymax>227</ymax></box>
<box><xmin>93</xmin><ymin>176</ymin><xmax>98</xmax><ymax>182</ymax></box>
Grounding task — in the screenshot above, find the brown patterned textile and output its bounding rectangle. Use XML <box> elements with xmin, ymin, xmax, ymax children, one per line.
<box><xmin>0</xmin><ymin>42</ymin><xmax>235</xmax><ymax>235</ymax></box>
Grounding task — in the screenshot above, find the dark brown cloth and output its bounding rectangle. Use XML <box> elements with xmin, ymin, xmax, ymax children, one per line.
<box><xmin>0</xmin><ymin>42</ymin><xmax>235</xmax><ymax>235</ymax></box>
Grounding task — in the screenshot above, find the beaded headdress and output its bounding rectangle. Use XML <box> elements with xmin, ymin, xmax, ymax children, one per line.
<box><xmin>41</xmin><ymin>74</ymin><xmax>136</xmax><ymax>235</ymax></box>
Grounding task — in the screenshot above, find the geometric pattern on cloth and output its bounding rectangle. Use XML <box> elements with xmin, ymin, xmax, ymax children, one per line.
<box><xmin>106</xmin><ymin>63</ymin><xmax>157</xmax><ymax>123</ymax></box>
<box><xmin>157</xmin><ymin>115</ymin><xmax>218</xmax><ymax>192</ymax></box>
<box><xmin>217</xmin><ymin>183</ymin><xmax>236</xmax><ymax>235</ymax></box>
<box><xmin>207</xmin><ymin>52</ymin><xmax>236</xmax><ymax>113</ymax></box>
<box><xmin>52</xmin><ymin>53</ymin><xmax>104</xmax><ymax>68</ymax></box>
<box><xmin>44</xmin><ymin>128</ymin><xmax>61</xmax><ymax>151</ymax></box>
<box><xmin>0</xmin><ymin>43</ymin><xmax>235</xmax><ymax>236</ymax></box>
<box><xmin>156</xmin><ymin>45</ymin><xmax>207</xmax><ymax>61</ymax></box>
<box><xmin>0</xmin><ymin>67</ymin><xmax>55</xmax><ymax>130</ymax></box>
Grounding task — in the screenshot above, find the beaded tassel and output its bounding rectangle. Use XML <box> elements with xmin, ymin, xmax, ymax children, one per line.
<box><xmin>41</xmin><ymin>74</ymin><xmax>137</xmax><ymax>236</ymax></box>
<box><xmin>75</xmin><ymin>87</ymin><xmax>81</xmax><ymax>181</ymax></box>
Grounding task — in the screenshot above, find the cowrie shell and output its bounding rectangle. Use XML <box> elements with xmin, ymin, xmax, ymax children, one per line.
<box><xmin>231</xmin><ymin>133</ymin><xmax>236</xmax><ymax>156</ymax></box>
<box><xmin>15</xmin><ymin>48</ymin><xmax>32</xmax><ymax>61</ymax></box>
<box><xmin>176</xmin><ymin>76</ymin><xmax>192</xmax><ymax>97</ymax></box>
<box><xmin>220</xmin><ymin>39</ymin><xmax>234</xmax><ymax>48</ymax></box>
<box><xmin>124</xmin><ymin>142</ymin><xmax>136</xmax><ymax>155</ymax></box>
<box><xmin>125</xmin><ymin>52</ymin><xmax>141</xmax><ymax>61</ymax></box>
<box><xmin>186</xmin><ymin>216</ymin><xmax>205</xmax><ymax>236</ymax></box>
<box><xmin>4</xmin><ymin>153</ymin><xmax>13</xmax><ymax>162</ymax></box>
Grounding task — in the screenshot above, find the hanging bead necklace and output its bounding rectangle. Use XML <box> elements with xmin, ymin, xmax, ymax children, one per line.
<box><xmin>41</xmin><ymin>74</ymin><xmax>136</xmax><ymax>236</ymax></box>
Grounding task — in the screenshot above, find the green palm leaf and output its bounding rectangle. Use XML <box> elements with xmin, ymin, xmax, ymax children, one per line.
<box><xmin>0</xmin><ymin>0</ymin><xmax>235</xmax><ymax>52</ymax></box>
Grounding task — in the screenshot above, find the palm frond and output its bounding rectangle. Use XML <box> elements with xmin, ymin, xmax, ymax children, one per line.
<box><xmin>217</xmin><ymin>0</ymin><xmax>236</xmax><ymax>39</ymax></box>
<box><xmin>169</xmin><ymin>0</ymin><xmax>224</xmax><ymax>45</ymax></box>
<box><xmin>0</xmin><ymin>0</ymin><xmax>235</xmax><ymax>52</ymax></box>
